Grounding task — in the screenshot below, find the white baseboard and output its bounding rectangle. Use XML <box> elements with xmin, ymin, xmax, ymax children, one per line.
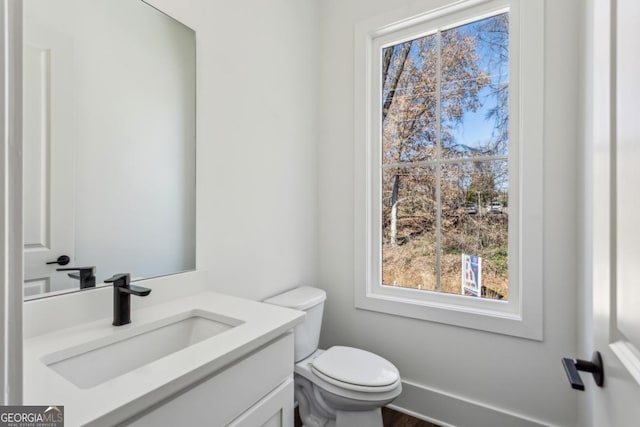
<box><xmin>388</xmin><ymin>380</ymin><xmax>554</xmax><ymax>427</ymax></box>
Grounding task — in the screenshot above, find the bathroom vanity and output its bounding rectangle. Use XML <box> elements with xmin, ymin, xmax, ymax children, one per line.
<box><xmin>23</xmin><ymin>272</ymin><xmax>305</xmax><ymax>426</ymax></box>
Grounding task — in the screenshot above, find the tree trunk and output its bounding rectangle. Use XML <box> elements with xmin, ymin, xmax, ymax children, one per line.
<box><xmin>390</xmin><ymin>173</ymin><xmax>400</xmax><ymax>246</ymax></box>
<box><xmin>382</xmin><ymin>47</ymin><xmax>394</xmax><ymax>87</ymax></box>
<box><xmin>382</xmin><ymin>42</ymin><xmax>412</xmax><ymax>122</ymax></box>
<box><xmin>384</xmin><ymin>44</ymin><xmax>411</xmax><ymax>248</ymax></box>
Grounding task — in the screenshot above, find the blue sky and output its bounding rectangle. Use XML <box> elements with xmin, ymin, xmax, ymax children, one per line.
<box><xmin>449</xmin><ymin>87</ymin><xmax>501</xmax><ymax>149</ymax></box>
<box><xmin>447</xmin><ymin>13</ymin><xmax>509</xmax><ymax>153</ymax></box>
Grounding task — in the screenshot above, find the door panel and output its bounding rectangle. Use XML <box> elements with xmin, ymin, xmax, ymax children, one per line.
<box><xmin>22</xmin><ymin>19</ymin><xmax>75</xmax><ymax>294</ymax></box>
<box><xmin>615</xmin><ymin>0</ymin><xmax>640</xmax><ymax>353</ymax></box>
<box><xmin>23</xmin><ymin>45</ymin><xmax>50</xmax><ymax>250</ymax></box>
<box><xmin>591</xmin><ymin>0</ymin><xmax>640</xmax><ymax>424</ymax></box>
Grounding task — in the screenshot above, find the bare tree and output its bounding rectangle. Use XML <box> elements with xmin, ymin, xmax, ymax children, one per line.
<box><xmin>478</xmin><ymin>13</ymin><xmax>510</xmax><ymax>153</ymax></box>
<box><xmin>383</xmin><ymin>30</ymin><xmax>488</xmax><ymax>246</ymax></box>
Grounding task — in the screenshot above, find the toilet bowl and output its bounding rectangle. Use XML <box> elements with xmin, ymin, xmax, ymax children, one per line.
<box><xmin>264</xmin><ymin>287</ymin><xmax>401</xmax><ymax>427</ymax></box>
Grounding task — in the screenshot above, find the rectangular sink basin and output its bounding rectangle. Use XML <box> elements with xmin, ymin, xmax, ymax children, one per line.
<box><xmin>42</xmin><ymin>309</ymin><xmax>243</xmax><ymax>389</ymax></box>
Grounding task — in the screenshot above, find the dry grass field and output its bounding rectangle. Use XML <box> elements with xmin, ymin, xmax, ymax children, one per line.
<box><xmin>382</xmin><ymin>211</ymin><xmax>509</xmax><ymax>300</ymax></box>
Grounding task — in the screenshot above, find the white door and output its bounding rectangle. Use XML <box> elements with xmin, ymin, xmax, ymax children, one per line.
<box><xmin>589</xmin><ymin>0</ymin><xmax>640</xmax><ymax>424</ymax></box>
<box><xmin>22</xmin><ymin>16</ymin><xmax>76</xmax><ymax>296</ymax></box>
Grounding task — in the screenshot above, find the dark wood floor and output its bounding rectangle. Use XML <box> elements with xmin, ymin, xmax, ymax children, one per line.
<box><xmin>382</xmin><ymin>407</ymin><xmax>441</xmax><ymax>427</ymax></box>
<box><xmin>294</xmin><ymin>407</ymin><xmax>440</xmax><ymax>427</ymax></box>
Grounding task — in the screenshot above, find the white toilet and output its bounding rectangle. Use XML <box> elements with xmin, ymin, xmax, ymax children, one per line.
<box><xmin>265</xmin><ymin>287</ymin><xmax>402</xmax><ymax>427</ymax></box>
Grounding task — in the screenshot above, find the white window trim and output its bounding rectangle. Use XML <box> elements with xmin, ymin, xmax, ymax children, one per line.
<box><xmin>354</xmin><ymin>0</ymin><xmax>543</xmax><ymax>340</ymax></box>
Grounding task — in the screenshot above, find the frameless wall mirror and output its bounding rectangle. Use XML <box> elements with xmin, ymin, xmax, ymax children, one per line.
<box><xmin>22</xmin><ymin>0</ymin><xmax>196</xmax><ymax>299</ymax></box>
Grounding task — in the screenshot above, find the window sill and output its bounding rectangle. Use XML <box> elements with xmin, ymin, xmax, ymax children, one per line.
<box><xmin>355</xmin><ymin>286</ymin><xmax>542</xmax><ymax>340</ymax></box>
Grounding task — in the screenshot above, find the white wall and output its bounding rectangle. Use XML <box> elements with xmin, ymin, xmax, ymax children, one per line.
<box><xmin>146</xmin><ymin>0</ymin><xmax>320</xmax><ymax>301</ymax></box>
<box><xmin>317</xmin><ymin>0</ymin><xmax>581</xmax><ymax>425</ymax></box>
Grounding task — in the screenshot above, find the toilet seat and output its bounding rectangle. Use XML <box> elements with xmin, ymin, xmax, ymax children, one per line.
<box><xmin>310</xmin><ymin>346</ymin><xmax>400</xmax><ymax>393</ymax></box>
<box><xmin>295</xmin><ymin>348</ymin><xmax>402</xmax><ymax>407</ymax></box>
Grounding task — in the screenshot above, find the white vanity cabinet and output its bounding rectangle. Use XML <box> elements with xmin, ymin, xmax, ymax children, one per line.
<box><xmin>123</xmin><ymin>333</ymin><xmax>295</xmax><ymax>427</ymax></box>
<box><xmin>23</xmin><ymin>282</ymin><xmax>305</xmax><ymax>427</ymax></box>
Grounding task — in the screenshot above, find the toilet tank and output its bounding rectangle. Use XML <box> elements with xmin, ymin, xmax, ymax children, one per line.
<box><xmin>264</xmin><ymin>287</ymin><xmax>326</xmax><ymax>362</ymax></box>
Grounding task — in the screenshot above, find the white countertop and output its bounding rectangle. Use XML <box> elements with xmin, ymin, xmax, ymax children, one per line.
<box><xmin>24</xmin><ymin>290</ymin><xmax>305</xmax><ymax>426</ymax></box>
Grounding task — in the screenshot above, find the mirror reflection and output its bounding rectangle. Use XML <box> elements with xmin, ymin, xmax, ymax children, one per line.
<box><xmin>23</xmin><ymin>0</ymin><xmax>196</xmax><ymax>298</ymax></box>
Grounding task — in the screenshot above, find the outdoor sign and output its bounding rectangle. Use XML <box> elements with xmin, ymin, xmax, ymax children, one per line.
<box><xmin>461</xmin><ymin>253</ymin><xmax>482</xmax><ymax>297</ymax></box>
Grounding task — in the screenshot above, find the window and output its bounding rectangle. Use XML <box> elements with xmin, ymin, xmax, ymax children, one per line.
<box><xmin>381</xmin><ymin>12</ymin><xmax>510</xmax><ymax>300</ymax></box>
<box><xmin>354</xmin><ymin>0</ymin><xmax>543</xmax><ymax>339</ymax></box>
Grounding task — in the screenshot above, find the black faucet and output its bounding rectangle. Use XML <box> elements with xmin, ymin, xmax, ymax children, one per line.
<box><xmin>104</xmin><ymin>273</ymin><xmax>151</xmax><ymax>326</ymax></box>
<box><xmin>57</xmin><ymin>266</ymin><xmax>96</xmax><ymax>289</ymax></box>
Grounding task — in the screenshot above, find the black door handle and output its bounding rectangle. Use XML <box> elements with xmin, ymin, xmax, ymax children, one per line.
<box><xmin>46</xmin><ymin>255</ymin><xmax>71</xmax><ymax>266</ymax></box>
<box><xmin>561</xmin><ymin>351</ymin><xmax>604</xmax><ymax>391</ymax></box>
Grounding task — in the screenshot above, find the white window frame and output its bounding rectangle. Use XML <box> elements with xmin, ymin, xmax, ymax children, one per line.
<box><xmin>354</xmin><ymin>0</ymin><xmax>543</xmax><ymax>340</ymax></box>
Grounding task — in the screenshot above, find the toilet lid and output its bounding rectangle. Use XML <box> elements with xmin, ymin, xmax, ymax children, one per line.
<box><xmin>311</xmin><ymin>346</ymin><xmax>399</xmax><ymax>389</ymax></box>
